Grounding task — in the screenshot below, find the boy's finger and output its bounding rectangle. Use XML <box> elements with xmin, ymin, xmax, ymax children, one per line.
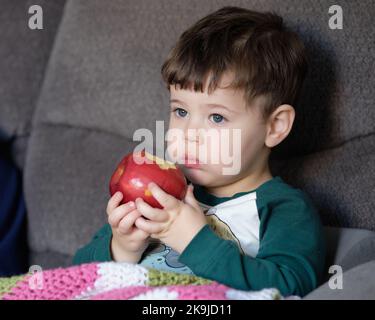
<box><xmin>108</xmin><ymin>202</ymin><xmax>135</xmax><ymax>226</ymax></box>
<box><xmin>135</xmin><ymin>216</ymin><xmax>164</xmax><ymax>235</ymax></box>
<box><xmin>135</xmin><ymin>198</ymin><xmax>167</xmax><ymax>222</ymax></box>
<box><xmin>146</xmin><ymin>182</ymin><xmax>180</xmax><ymax>210</ymax></box>
<box><xmin>106</xmin><ymin>191</ymin><xmax>123</xmax><ymax>214</ymax></box>
<box><xmin>133</xmin><ymin>227</ymin><xmax>151</xmax><ymax>240</ymax></box>
<box><xmin>118</xmin><ymin>210</ymin><xmax>142</xmax><ymax>235</ymax></box>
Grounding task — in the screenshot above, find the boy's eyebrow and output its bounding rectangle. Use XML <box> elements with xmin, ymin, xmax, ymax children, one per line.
<box><xmin>170</xmin><ymin>99</ymin><xmax>236</xmax><ymax>113</ymax></box>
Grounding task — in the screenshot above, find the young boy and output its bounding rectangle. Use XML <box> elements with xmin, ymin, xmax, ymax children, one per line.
<box><xmin>73</xmin><ymin>6</ymin><xmax>326</xmax><ymax>297</ymax></box>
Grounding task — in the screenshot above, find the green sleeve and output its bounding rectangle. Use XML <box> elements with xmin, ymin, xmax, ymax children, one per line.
<box><xmin>178</xmin><ymin>193</ymin><xmax>326</xmax><ymax>297</ymax></box>
<box><xmin>72</xmin><ymin>224</ymin><xmax>113</xmax><ymax>265</ymax></box>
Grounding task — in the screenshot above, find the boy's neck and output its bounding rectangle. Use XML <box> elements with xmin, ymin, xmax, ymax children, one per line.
<box><xmin>205</xmin><ymin>164</ymin><xmax>273</xmax><ymax>198</ymax></box>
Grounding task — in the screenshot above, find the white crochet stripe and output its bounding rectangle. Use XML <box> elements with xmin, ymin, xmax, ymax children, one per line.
<box><xmin>130</xmin><ymin>287</ymin><xmax>179</xmax><ymax>300</ymax></box>
<box><xmin>74</xmin><ymin>262</ymin><xmax>149</xmax><ymax>300</ymax></box>
<box><xmin>225</xmin><ymin>288</ymin><xmax>281</xmax><ymax>300</ymax></box>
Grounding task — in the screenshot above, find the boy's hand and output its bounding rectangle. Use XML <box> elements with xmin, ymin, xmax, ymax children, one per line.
<box><xmin>106</xmin><ymin>191</ymin><xmax>150</xmax><ymax>263</ymax></box>
<box><xmin>134</xmin><ymin>182</ymin><xmax>207</xmax><ymax>254</ymax></box>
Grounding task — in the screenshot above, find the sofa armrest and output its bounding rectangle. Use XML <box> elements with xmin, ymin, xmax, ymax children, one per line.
<box><xmin>304</xmin><ymin>260</ymin><xmax>375</xmax><ymax>299</ymax></box>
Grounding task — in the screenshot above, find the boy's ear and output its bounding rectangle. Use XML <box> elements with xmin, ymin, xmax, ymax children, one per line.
<box><xmin>264</xmin><ymin>104</ymin><xmax>295</xmax><ymax>148</ymax></box>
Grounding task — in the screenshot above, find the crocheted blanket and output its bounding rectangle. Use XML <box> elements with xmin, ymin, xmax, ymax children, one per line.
<box><xmin>0</xmin><ymin>262</ymin><xmax>289</xmax><ymax>300</ymax></box>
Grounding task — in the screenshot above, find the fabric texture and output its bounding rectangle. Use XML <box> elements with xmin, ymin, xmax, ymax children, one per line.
<box><xmin>0</xmin><ymin>261</ymin><xmax>285</xmax><ymax>300</ymax></box>
<box><xmin>323</xmin><ymin>226</ymin><xmax>375</xmax><ymax>278</ymax></box>
<box><xmin>0</xmin><ymin>0</ymin><xmax>66</xmax><ymax>169</ymax></box>
<box><xmin>303</xmin><ymin>260</ymin><xmax>375</xmax><ymax>300</ymax></box>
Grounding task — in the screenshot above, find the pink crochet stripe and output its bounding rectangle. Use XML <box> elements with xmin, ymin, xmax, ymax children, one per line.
<box><xmin>2</xmin><ymin>263</ymin><xmax>99</xmax><ymax>300</ymax></box>
<box><xmin>167</xmin><ymin>283</ymin><xmax>229</xmax><ymax>300</ymax></box>
<box><xmin>91</xmin><ymin>286</ymin><xmax>154</xmax><ymax>300</ymax></box>
<box><xmin>91</xmin><ymin>283</ymin><xmax>230</xmax><ymax>300</ymax></box>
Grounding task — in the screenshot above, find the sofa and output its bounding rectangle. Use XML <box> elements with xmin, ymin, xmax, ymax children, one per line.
<box><xmin>0</xmin><ymin>0</ymin><xmax>374</xmax><ymax>299</ymax></box>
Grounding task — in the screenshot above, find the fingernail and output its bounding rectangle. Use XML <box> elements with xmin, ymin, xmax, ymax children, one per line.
<box><xmin>116</xmin><ymin>192</ymin><xmax>122</xmax><ymax>198</ymax></box>
<box><xmin>128</xmin><ymin>201</ymin><xmax>135</xmax><ymax>207</ymax></box>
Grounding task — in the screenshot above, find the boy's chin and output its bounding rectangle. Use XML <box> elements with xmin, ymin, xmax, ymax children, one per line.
<box><xmin>182</xmin><ymin>166</ymin><xmax>205</xmax><ymax>185</ymax></box>
<box><xmin>183</xmin><ymin>167</ymin><xmax>221</xmax><ymax>187</ymax></box>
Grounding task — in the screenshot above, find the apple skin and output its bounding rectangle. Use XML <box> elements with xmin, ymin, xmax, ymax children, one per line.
<box><xmin>109</xmin><ymin>149</ymin><xmax>188</xmax><ymax>209</ymax></box>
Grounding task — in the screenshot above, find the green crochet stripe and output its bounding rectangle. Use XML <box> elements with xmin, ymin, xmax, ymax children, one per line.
<box><xmin>147</xmin><ymin>268</ymin><xmax>213</xmax><ymax>286</ymax></box>
<box><xmin>0</xmin><ymin>275</ymin><xmax>26</xmax><ymax>299</ymax></box>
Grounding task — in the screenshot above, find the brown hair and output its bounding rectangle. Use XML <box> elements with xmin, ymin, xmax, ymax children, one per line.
<box><xmin>161</xmin><ymin>6</ymin><xmax>308</xmax><ymax>119</ymax></box>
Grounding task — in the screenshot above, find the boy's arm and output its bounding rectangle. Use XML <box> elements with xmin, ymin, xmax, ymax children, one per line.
<box><xmin>178</xmin><ymin>196</ymin><xmax>326</xmax><ymax>297</ymax></box>
<box><xmin>72</xmin><ymin>224</ymin><xmax>113</xmax><ymax>265</ymax></box>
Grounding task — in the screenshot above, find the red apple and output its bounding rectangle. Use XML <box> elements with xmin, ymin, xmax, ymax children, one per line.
<box><xmin>109</xmin><ymin>149</ymin><xmax>188</xmax><ymax>208</ymax></box>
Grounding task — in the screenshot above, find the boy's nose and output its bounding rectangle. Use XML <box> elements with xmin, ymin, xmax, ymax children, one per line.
<box><xmin>184</xmin><ymin>127</ymin><xmax>201</xmax><ymax>143</ymax></box>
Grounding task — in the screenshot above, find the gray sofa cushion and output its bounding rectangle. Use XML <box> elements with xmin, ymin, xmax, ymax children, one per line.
<box><xmin>29</xmin><ymin>250</ymin><xmax>72</xmax><ymax>270</ymax></box>
<box><xmin>24</xmin><ymin>126</ymin><xmax>137</xmax><ymax>256</ymax></box>
<box><xmin>270</xmin><ymin>134</ymin><xmax>375</xmax><ymax>230</ymax></box>
<box><xmin>32</xmin><ymin>0</ymin><xmax>170</xmax><ymax>141</ymax></box>
<box><xmin>338</xmin><ymin>233</ymin><xmax>375</xmax><ymax>272</ymax></box>
<box><xmin>323</xmin><ymin>226</ymin><xmax>375</xmax><ymax>281</ymax></box>
<box><xmin>29</xmin><ymin>0</ymin><xmax>375</xmax><ymax>147</ymax></box>
<box><xmin>0</xmin><ymin>0</ymin><xmax>66</xmax><ymax>169</ymax></box>
<box><xmin>304</xmin><ymin>260</ymin><xmax>375</xmax><ymax>300</ymax></box>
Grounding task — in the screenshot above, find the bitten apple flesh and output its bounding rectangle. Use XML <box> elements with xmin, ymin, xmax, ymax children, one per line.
<box><xmin>109</xmin><ymin>149</ymin><xmax>188</xmax><ymax>209</ymax></box>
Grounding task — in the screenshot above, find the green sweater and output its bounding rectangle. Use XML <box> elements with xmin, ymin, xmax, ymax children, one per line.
<box><xmin>73</xmin><ymin>176</ymin><xmax>326</xmax><ymax>297</ymax></box>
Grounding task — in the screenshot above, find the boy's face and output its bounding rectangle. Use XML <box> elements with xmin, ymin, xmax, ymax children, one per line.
<box><xmin>166</xmin><ymin>72</ymin><xmax>270</xmax><ymax>188</ymax></box>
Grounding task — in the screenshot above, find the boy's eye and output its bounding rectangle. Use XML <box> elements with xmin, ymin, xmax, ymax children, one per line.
<box><xmin>171</xmin><ymin>107</ymin><xmax>188</xmax><ymax>118</ymax></box>
<box><xmin>210</xmin><ymin>113</ymin><xmax>225</xmax><ymax>124</ymax></box>
<box><xmin>171</xmin><ymin>107</ymin><xmax>226</xmax><ymax>124</ymax></box>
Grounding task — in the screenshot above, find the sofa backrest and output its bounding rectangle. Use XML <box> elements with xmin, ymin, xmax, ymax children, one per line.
<box><xmin>0</xmin><ymin>0</ymin><xmax>66</xmax><ymax>169</ymax></box>
<box><xmin>15</xmin><ymin>0</ymin><xmax>375</xmax><ymax>262</ymax></box>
